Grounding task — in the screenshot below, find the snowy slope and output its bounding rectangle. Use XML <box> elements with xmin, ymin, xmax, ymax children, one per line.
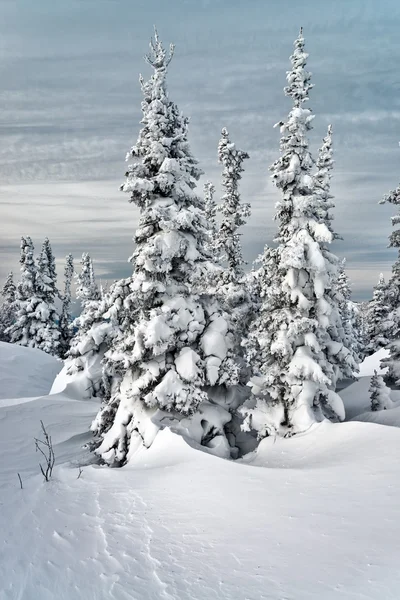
<box><xmin>0</xmin><ymin>341</ymin><xmax>61</xmax><ymax>401</ymax></box>
<box><xmin>340</xmin><ymin>348</ymin><xmax>400</xmax><ymax>422</ymax></box>
<box><xmin>1</xmin><ymin>345</ymin><xmax>400</xmax><ymax>599</ymax></box>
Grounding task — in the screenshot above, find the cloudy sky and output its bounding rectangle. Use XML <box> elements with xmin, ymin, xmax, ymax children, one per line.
<box><xmin>1</xmin><ymin>0</ymin><xmax>399</xmax><ymax>299</ymax></box>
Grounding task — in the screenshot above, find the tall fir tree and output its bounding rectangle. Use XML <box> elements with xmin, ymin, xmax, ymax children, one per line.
<box><xmin>380</xmin><ymin>167</ymin><xmax>400</xmax><ymax>382</ymax></box>
<box><xmin>59</xmin><ymin>254</ymin><xmax>74</xmax><ymax>358</ymax></box>
<box><xmin>336</xmin><ymin>259</ymin><xmax>363</xmax><ymax>364</ymax></box>
<box><xmin>241</xmin><ymin>29</ymin><xmax>346</xmax><ymax>438</ymax></box>
<box><xmin>7</xmin><ymin>237</ymin><xmax>60</xmax><ymax>355</ymax></box>
<box><xmin>35</xmin><ymin>238</ymin><xmax>61</xmax><ymax>355</ymax></box>
<box><xmin>313</xmin><ymin>126</ymin><xmax>358</xmax><ymax>382</ymax></box>
<box><xmin>0</xmin><ymin>272</ymin><xmax>16</xmax><ymax>342</ymax></box>
<box><xmin>215</xmin><ymin>128</ymin><xmax>252</xmax><ymax>330</ymax></box>
<box><xmin>203</xmin><ymin>181</ymin><xmax>217</xmax><ymax>247</ymax></box>
<box><xmin>59</xmin><ymin>31</ymin><xmax>240</xmax><ymax>465</ymax></box>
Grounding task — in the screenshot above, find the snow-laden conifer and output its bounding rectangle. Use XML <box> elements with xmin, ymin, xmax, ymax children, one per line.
<box><xmin>366</xmin><ymin>274</ymin><xmax>391</xmax><ymax>354</ymax></box>
<box><xmin>59</xmin><ymin>254</ymin><xmax>74</xmax><ymax>358</ymax></box>
<box><xmin>334</xmin><ymin>259</ymin><xmax>362</xmax><ymax>363</ymax></box>
<box><xmin>369</xmin><ymin>370</ymin><xmax>392</xmax><ymax>411</ymax></box>
<box><xmin>7</xmin><ymin>237</ymin><xmax>60</xmax><ymax>355</ymax></box>
<box><xmin>64</xmin><ymin>252</ymin><xmax>106</xmax><ymax>384</ymax></box>
<box><xmin>313</xmin><ymin>127</ymin><xmax>358</xmax><ymax>382</ymax></box>
<box><xmin>204</xmin><ymin>181</ymin><xmax>217</xmax><ymax>249</ymax></box>
<box><xmin>76</xmin><ymin>253</ymin><xmax>100</xmax><ymax>307</ymax></box>
<box><xmin>215</xmin><ymin>128</ymin><xmax>252</xmax><ymax>331</ymax></box>
<box><xmin>35</xmin><ymin>238</ymin><xmax>61</xmax><ymax>355</ymax></box>
<box><xmin>380</xmin><ymin>166</ymin><xmax>400</xmax><ymax>382</ymax></box>
<box><xmin>57</xmin><ymin>31</ymin><xmax>240</xmax><ymax>465</ymax></box>
<box><xmin>241</xmin><ymin>29</ymin><xmax>346</xmax><ymax>438</ymax></box>
<box><xmin>0</xmin><ymin>272</ymin><xmax>16</xmax><ymax>342</ymax></box>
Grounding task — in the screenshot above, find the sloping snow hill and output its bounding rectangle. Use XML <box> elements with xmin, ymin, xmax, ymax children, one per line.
<box><xmin>1</xmin><ymin>344</ymin><xmax>400</xmax><ymax>600</ymax></box>
<box><xmin>0</xmin><ymin>341</ymin><xmax>61</xmax><ymax>401</ymax></box>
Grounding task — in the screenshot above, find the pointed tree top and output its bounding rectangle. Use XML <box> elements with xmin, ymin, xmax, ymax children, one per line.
<box><xmin>145</xmin><ymin>27</ymin><xmax>174</xmax><ymax>70</ymax></box>
<box><xmin>284</xmin><ymin>27</ymin><xmax>313</xmax><ymax>106</ymax></box>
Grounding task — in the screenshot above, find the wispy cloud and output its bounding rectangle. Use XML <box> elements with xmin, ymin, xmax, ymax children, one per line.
<box><xmin>0</xmin><ymin>0</ymin><xmax>399</xmax><ymax>300</ymax></box>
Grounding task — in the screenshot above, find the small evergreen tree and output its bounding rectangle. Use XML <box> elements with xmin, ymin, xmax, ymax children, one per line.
<box><xmin>59</xmin><ymin>254</ymin><xmax>74</xmax><ymax>358</ymax></box>
<box><xmin>7</xmin><ymin>237</ymin><xmax>60</xmax><ymax>355</ymax></box>
<box><xmin>66</xmin><ymin>253</ymin><xmax>104</xmax><ymax>378</ymax></box>
<box><xmin>76</xmin><ymin>253</ymin><xmax>100</xmax><ymax>307</ymax></box>
<box><xmin>0</xmin><ymin>272</ymin><xmax>16</xmax><ymax>342</ymax></box>
<box><xmin>366</xmin><ymin>274</ymin><xmax>391</xmax><ymax>354</ymax></box>
<box><xmin>241</xmin><ymin>29</ymin><xmax>346</xmax><ymax>438</ymax></box>
<box><xmin>369</xmin><ymin>370</ymin><xmax>391</xmax><ymax>411</ymax></box>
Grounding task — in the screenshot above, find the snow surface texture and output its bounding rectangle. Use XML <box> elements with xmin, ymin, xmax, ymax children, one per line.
<box><xmin>2</xmin><ymin>344</ymin><xmax>400</xmax><ymax>599</ymax></box>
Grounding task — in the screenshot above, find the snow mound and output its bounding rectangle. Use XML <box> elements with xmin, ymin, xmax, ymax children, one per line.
<box><xmin>351</xmin><ymin>404</ymin><xmax>400</xmax><ymax>428</ymax></box>
<box><xmin>0</xmin><ymin>341</ymin><xmax>61</xmax><ymax>401</ymax></box>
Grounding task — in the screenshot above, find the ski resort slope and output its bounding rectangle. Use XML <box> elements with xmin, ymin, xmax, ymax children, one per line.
<box><xmin>1</xmin><ymin>344</ymin><xmax>400</xmax><ymax>600</ymax></box>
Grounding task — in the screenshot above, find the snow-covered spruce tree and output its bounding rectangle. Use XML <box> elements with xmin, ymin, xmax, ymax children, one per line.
<box><xmin>59</xmin><ymin>254</ymin><xmax>74</xmax><ymax>358</ymax></box>
<box><xmin>241</xmin><ymin>28</ymin><xmax>346</xmax><ymax>438</ymax></box>
<box><xmin>380</xmin><ymin>171</ymin><xmax>400</xmax><ymax>382</ymax></box>
<box><xmin>366</xmin><ymin>274</ymin><xmax>391</xmax><ymax>354</ymax></box>
<box><xmin>370</xmin><ymin>370</ymin><xmax>392</xmax><ymax>411</ymax></box>
<box><xmin>91</xmin><ymin>31</ymin><xmax>240</xmax><ymax>465</ymax></box>
<box><xmin>215</xmin><ymin>128</ymin><xmax>253</xmax><ymax>331</ymax></box>
<box><xmin>204</xmin><ymin>181</ymin><xmax>217</xmax><ymax>246</ymax></box>
<box><xmin>63</xmin><ymin>253</ymin><xmax>107</xmax><ymax>387</ymax></box>
<box><xmin>335</xmin><ymin>258</ymin><xmax>362</xmax><ymax>363</ymax></box>
<box><xmin>313</xmin><ymin>126</ymin><xmax>358</xmax><ymax>382</ymax></box>
<box><xmin>34</xmin><ymin>238</ymin><xmax>61</xmax><ymax>355</ymax></box>
<box><xmin>76</xmin><ymin>253</ymin><xmax>100</xmax><ymax>307</ymax></box>
<box><xmin>0</xmin><ymin>272</ymin><xmax>16</xmax><ymax>342</ymax></box>
<box><xmin>7</xmin><ymin>237</ymin><xmax>60</xmax><ymax>354</ymax></box>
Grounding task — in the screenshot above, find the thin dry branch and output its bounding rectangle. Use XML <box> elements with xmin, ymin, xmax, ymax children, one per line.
<box><xmin>34</xmin><ymin>420</ymin><xmax>55</xmax><ymax>482</ymax></box>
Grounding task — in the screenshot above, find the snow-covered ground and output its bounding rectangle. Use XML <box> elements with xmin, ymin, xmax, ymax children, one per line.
<box><xmin>1</xmin><ymin>344</ymin><xmax>400</xmax><ymax>599</ymax></box>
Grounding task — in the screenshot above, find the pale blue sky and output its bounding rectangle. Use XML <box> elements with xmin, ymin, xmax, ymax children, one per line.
<box><xmin>1</xmin><ymin>0</ymin><xmax>400</xmax><ymax>299</ymax></box>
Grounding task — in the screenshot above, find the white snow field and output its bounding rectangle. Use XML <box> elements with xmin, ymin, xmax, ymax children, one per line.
<box><xmin>1</xmin><ymin>345</ymin><xmax>400</xmax><ymax>599</ymax></box>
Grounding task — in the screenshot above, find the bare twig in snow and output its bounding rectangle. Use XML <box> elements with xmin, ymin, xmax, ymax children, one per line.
<box><xmin>17</xmin><ymin>473</ymin><xmax>23</xmax><ymax>489</ymax></box>
<box><xmin>34</xmin><ymin>420</ymin><xmax>55</xmax><ymax>482</ymax></box>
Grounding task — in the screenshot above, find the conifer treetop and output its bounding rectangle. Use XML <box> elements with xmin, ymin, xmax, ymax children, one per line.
<box><xmin>284</xmin><ymin>27</ymin><xmax>314</xmax><ymax>107</ymax></box>
<box><xmin>144</xmin><ymin>27</ymin><xmax>174</xmax><ymax>70</ymax></box>
<box><xmin>217</xmin><ymin>127</ymin><xmax>250</xmax><ymax>280</ymax></box>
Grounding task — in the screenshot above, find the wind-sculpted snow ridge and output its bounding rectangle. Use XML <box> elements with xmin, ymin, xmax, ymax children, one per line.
<box><xmin>1</xmin><ymin>345</ymin><xmax>400</xmax><ymax>599</ymax></box>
